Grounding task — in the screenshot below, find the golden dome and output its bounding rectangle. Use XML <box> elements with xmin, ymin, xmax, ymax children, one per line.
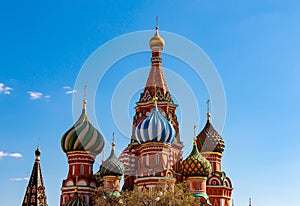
<box><xmin>149</xmin><ymin>26</ymin><xmax>165</xmax><ymax>50</ymax></box>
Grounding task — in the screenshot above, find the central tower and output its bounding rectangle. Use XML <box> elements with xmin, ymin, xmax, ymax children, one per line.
<box><xmin>120</xmin><ymin>25</ymin><xmax>183</xmax><ymax>190</ymax></box>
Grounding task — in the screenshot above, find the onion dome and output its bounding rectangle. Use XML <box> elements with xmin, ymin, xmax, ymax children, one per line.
<box><xmin>64</xmin><ymin>192</ymin><xmax>86</xmax><ymax>206</ymax></box>
<box><xmin>149</xmin><ymin>26</ymin><xmax>165</xmax><ymax>50</ymax></box>
<box><xmin>35</xmin><ymin>146</ymin><xmax>41</xmax><ymax>160</ymax></box>
<box><xmin>181</xmin><ymin>138</ymin><xmax>212</xmax><ymax>177</ymax></box>
<box><xmin>99</xmin><ymin>140</ymin><xmax>124</xmax><ymax>177</ymax></box>
<box><xmin>135</xmin><ymin>99</ymin><xmax>175</xmax><ymax>144</ymax></box>
<box><xmin>61</xmin><ymin>99</ymin><xmax>104</xmax><ymax>155</ymax></box>
<box><xmin>196</xmin><ymin>113</ymin><xmax>225</xmax><ymax>153</ymax></box>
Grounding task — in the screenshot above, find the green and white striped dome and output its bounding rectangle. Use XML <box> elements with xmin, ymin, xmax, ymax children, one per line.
<box><xmin>61</xmin><ymin>100</ymin><xmax>104</xmax><ymax>155</ymax></box>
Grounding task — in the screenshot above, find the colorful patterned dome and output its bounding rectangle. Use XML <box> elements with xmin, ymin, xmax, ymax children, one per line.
<box><xmin>149</xmin><ymin>26</ymin><xmax>165</xmax><ymax>50</ymax></box>
<box><xmin>181</xmin><ymin>139</ymin><xmax>212</xmax><ymax>177</ymax></box>
<box><xmin>64</xmin><ymin>192</ymin><xmax>86</xmax><ymax>206</ymax></box>
<box><xmin>61</xmin><ymin>100</ymin><xmax>104</xmax><ymax>155</ymax></box>
<box><xmin>135</xmin><ymin>104</ymin><xmax>175</xmax><ymax>144</ymax></box>
<box><xmin>196</xmin><ymin>115</ymin><xmax>225</xmax><ymax>153</ymax></box>
<box><xmin>98</xmin><ymin>142</ymin><xmax>124</xmax><ymax>177</ymax></box>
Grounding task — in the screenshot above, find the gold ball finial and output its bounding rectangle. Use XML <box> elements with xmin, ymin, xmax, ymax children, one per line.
<box><xmin>153</xmin><ymin>95</ymin><xmax>158</xmax><ymax>106</ymax></box>
<box><xmin>206</xmin><ymin>99</ymin><xmax>211</xmax><ymax>121</ymax></box>
<box><xmin>206</xmin><ymin>112</ymin><xmax>211</xmax><ymax>121</ymax></box>
<box><xmin>149</xmin><ymin>16</ymin><xmax>165</xmax><ymax>50</ymax></box>
<box><xmin>82</xmin><ymin>85</ymin><xmax>87</xmax><ymax>109</ymax></box>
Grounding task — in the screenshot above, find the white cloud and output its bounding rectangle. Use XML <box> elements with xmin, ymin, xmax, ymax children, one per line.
<box><xmin>0</xmin><ymin>83</ymin><xmax>13</xmax><ymax>95</ymax></box>
<box><xmin>63</xmin><ymin>86</ymin><xmax>77</xmax><ymax>94</ymax></box>
<box><xmin>27</xmin><ymin>91</ymin><xmax>51</xmax><ymax>100</ymax></box>
<box><xmin>0</xmin><ymin>151</ymin><xmax>8</xmax><ymax>157</ymax></box>
<box><xmin>10</xmin><ymin>177</ymin><xmax>29</xmax><ymax>181</ymax></box>
<box><xmin>0</xmin><ymin>151</ymin><xmax>22</xmax><ymax>158</ymax></box>
<box><xmin>66</xmin><ymin>89</ymin><xmax>77</xmax><ymax>94</ymax></box>
<box><xmin>63</xmin><ymin>86</ymin><xmax>71</xmax><ymax>90</ymax></box>
<box><xmin>27</xmin><ymin>91</ymin><xmax>43</xmax><ymax>100</ymax></box>
<box><xmin>9</xmin><ymin>153</ymin><xmax>23</xmax><ymax>158</ymax></box>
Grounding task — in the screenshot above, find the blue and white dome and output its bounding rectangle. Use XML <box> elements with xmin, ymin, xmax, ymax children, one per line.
<box><xmin>135</xmin><ymin>106</ymin><xmax>175</xmax><ymax>144</ymax></box>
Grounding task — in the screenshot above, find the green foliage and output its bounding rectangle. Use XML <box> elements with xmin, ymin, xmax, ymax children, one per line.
<box><xmin>93</xmin><ymin>179</ymin><xmax>195</xmax><ymax>206</ymax></box>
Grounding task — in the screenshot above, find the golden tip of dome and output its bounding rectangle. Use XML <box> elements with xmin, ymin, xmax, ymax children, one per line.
<box><xmin>149</xmin><ymin>26</ymin><xmax>165</xmax><ymax>49</ymax></box>
<box><xmin>153</xmin><ymin>95</ymin><xmax>158</xmax><ymax>106</ymax></box>
<box><xmin>207</xmin><ymin>112</ymin><xmax>211</xmax><ymax>120</ymax></box>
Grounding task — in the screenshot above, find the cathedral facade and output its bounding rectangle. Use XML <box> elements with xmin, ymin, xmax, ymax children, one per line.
<box><xmin>56</xmin><ymin>26</ymin><xmax>233</xmax><ymax>206</ymax></box>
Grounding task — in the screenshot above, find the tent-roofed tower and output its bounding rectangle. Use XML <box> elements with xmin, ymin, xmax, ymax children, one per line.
<box><xmin>60</xmin><ymin>89</ymin><xmax>105</xmax><ymax>206</ymax></box>
<box><xmin>22</xmin><ymin>146</ymin><xmax>48</xmax><ymax>206</ymax></box>
<box><xmin>121</xmin><ymin>23</ymin><xmax>183</xmax><ymax>190</ymax></box>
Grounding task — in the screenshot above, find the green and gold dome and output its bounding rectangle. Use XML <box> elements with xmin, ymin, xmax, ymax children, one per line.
<box><xmin>181</xmin><ymin>138</ymin><xmax>212</xmax><ymax>177</ymax></box>
<box><xmin>61</xmin><ymin>99</ymin><xmax>104</xmax><ymax>155</ymax></box>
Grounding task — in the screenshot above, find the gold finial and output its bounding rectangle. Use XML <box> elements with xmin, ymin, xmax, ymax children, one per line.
<box><xmin>193</xmin><ymin>125</ymin><xmax>197</xmax><ymax>145</ymax></box>
<box><xmin>153</xmin><ymin>84</ymin><xmax>158</xmax><ymax>106</ymax></box>
<box><xmin>75</xmin><ymin>176</ymin><xmax>78</xmax><ymax>193</ymax></box>
<box><xmin>112</xmin><ymin>132</ymin><xmax>115</xmax><ymax>147</ymax></box>
<box><xmin>249</xmin><ymin>198</ymin><xmax>252</xmax><ymax>206</ymax></box>
<box><xmin>156</xmin><ymin>16</ymin><xmax>159</xmax><ymax>30</ymax></box>
<box><xmin>102</xmin><ymin>151</ymin><xmax>105</xmax><ymax>163</ymax></box>
<box><xmin>206</xmin><ymin>99</ymin><xmax>211</xmax><ymax>120</ymax></box>
<box><xmin>83</xmin><ymin>85</ymin><xmax>87</xmax><ymax>107</ymax></box>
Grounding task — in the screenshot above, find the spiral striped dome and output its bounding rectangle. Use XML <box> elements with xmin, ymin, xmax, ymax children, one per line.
<box><xmin>135</xmin><ymin>105</ymin><xmax>175</xmax><ymax>144</ymax></box>
<box><xmin>181</xmin><ymin>140</ymin><xmax>212</xmax><ymax>177</ymax></box>
<box><xmin>64</xmin><ymin>192</ymin><xmax>86</xmax><ymax>206</ymax></box>
<box><xmin>196</xmin><ymin>117</ymin><xmax>225</xmax><ymax>154</ymax></box>
<box><xmin>98</xmin><ymin>143</ymin><xmax>124</xmax><ymax>177</ymax></box>
<box><xmin>61</xmin><ymin>100</ymin><xmax>104</xmax><ymax>155</ymax></box>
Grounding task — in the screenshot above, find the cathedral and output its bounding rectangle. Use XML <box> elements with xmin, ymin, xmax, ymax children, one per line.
<box><xmin>21</xmin><ymin>26</ymin><xmax>233</xmax><ymax>206</ymax></box>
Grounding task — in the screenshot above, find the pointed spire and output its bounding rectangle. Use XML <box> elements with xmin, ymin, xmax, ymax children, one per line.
<box><xmin>83</xmin><ymin>85</ymin><xmax>87</xmax><ymax>110</ymax></box>
<box><xmin>102</xmin><ymin>150</ymin><xmax>105</xmax><ymax>163</ymax></box>
<box><xmin>22</xmin><ymin>147</ymin><xmax>47</xmax><ymax>206</ymax></box>
<box><xmin>206</xmin><ymin>99</ymin><xmax>211</xmax><ymax>121</ymax></box>
<box><xmin>249</xmin><ymin>197</ymin><xmax>252</xmax><ymax>206</ymax></box>
<box><xmin>112</xmin><ymin>132</ymin><xmax>115</xmax><ymax>148</ymax></box>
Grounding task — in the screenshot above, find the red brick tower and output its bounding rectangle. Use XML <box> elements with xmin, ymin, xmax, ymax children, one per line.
<box><xmin>60</xmin><ymin>95</ymin><xmax>105</xmax><ymax>206</ymax></box>
<box><xmin>196</xmin><ymin>101</ymin><xmax>233</xmax><ymax>206</ymax></box>
<box><xmin>120</xmin><ymin>25</ymin><xmax>183</xmax><ymax>190</ymax></box>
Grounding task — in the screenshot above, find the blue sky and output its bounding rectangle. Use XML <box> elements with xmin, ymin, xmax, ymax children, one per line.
<box><xmin>0</xmin><ymin>0</ymin><xmax>300</xmax><ymax>205</ymax></box>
